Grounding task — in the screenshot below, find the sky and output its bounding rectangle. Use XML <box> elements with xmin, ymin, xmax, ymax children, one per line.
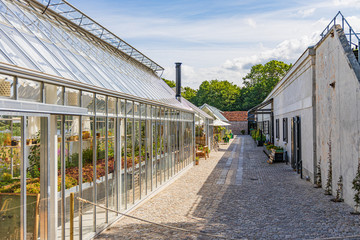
<box><xmin>73</xmin><ymin>0</ymin><xmax>360</xmax><ymax>89</ymax></box>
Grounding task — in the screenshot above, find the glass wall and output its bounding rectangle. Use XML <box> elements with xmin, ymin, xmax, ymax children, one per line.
<box><xmin>0</xmin><ymin>79</ymin><xmax>199</xmax><ymax>239</ymax></box>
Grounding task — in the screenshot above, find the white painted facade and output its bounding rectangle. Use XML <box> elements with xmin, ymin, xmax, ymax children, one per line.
<box><xmin>254</xmin><ymin>25</ymin><xmax>360</xmax><ymax>209</ymax></box>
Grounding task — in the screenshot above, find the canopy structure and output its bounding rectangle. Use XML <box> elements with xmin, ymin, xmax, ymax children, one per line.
<box><xmin>212</xmin><ymin>119</ymin><xmax>230</xmax><ymax>126</ymax></box>
<box><xmin>199</xmin><ymin>103</ymin><xmax>229</xmax><ymax>123</ymax></box>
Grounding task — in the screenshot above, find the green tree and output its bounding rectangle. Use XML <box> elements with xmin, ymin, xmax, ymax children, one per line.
<box><xmin>240</xmin><ymin>60</ymin><xmax>292</xmax><ymax>110</ymax></box>
<box><xmin>162</xmin><ymin>78</ymin><xmax>176</xmax><ymax>88</ymax></box>
<box><xmin>182</xmin><ymin>87</ymin><xmax>197</xmax><ymax>102</ymax></box>
<box><xmin>193</xmin><ymin>80</ymin><xmax>240</xmax><ymax>111</ymax></box>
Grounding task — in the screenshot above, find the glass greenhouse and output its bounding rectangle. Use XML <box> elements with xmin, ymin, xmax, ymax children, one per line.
<box><xmin>0</xmin><ymin>0</ymin><xmax>213</xmax><ymax>239</ymax></box>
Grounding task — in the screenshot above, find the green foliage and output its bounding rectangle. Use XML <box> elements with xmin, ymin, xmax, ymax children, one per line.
<box><xmin>27</xmin><ymin>131</ymin><xmax>41</xmax><ymax>178</ymax></box>
<box><xmin>353</xmin><ymin>164</ymin><xmax>360</xmax><ymax>209</ymax></box>
<box><xmin>162</xmin><ymin>60</ymin><xmax>291</xmax><ymax>111</ymax></box>
<box><xmin>193</xmin><ymin>80</ymin><xmax>240</xmax><ymax>111</ymax></box>
<box><xmin>239</xmin><ymin>60</ymin><xmax>292</xmax><ymax>110</ymax></box>
<box><xmin>182</xmin><ymin>86</ymin><xmax>197</xmax><ymax>102</ymax></box>
<box><xmin>2</xmin><ymin>172</ymin><xmax>12</xmax><ymax>181</ymax></box>
<box><xmin>162</xmin><ymin>78</ymin><xmax>176</xmax><ymax>88</ymax></box>
<box><xmin>82</xmin><ymin>147</ymin><xmax>93</xmax><ymax>165</ymax></box>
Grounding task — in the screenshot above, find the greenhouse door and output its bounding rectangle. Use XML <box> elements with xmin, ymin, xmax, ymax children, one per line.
<box><xmin>0</xmin><ymin>113</ymin><xmax>51</xmax><ymax>240</ymax></box>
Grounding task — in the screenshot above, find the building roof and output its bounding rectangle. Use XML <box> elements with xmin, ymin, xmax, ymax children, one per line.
<box><xmin>181</xmin><ymin>98</ymin><xmax>213</xmax><ymax>120</ymax></box>
<box><xmin>0</xmin><ymin>0</ymin><xmax>189</xmax><ymax>110</ymax></box>
<box><xmin>221</xmin><ymin>111</ymin><xmax>248</xmax><ymax>122</ymax></box>
<box><xmin>199</xmin><ymin>104</ymin><xmax>229</xmax><ymax>122</ymax></box>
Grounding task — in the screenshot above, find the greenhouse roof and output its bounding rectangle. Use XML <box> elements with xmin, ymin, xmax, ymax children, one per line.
<box><xmin>200</xmin><ymin>104</ymin><xmax>229</xmax><ymax>122</ymax></box>
<box><xmin>0</xmin><ymin>0</ymin><xmax>189</xmax><ymax>110</ymax></box>
<box><xmin>181</xmin><ymin>98</ymin><xmax>213</xmax><ymax>120</ymax></box>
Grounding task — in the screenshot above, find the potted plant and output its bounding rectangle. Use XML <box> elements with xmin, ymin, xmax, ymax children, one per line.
<box><xmin>351</xmin><ymin>163</ymin><xmax>360</xmax><ymax>215</ymax></box>
<box><xmin>195</xmin><ymin>157</ymin><xmax>199</xmax><ymax>165</ymax></box>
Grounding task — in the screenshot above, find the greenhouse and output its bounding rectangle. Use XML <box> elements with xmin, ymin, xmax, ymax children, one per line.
<box><xmin>0</xmin><ymin>0</ymin><xmax>213</xmax><ymax>239</ymax></box>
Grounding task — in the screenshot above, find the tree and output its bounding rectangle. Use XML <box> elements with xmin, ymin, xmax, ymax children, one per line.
<box><xmin>182</xmin><ymin>87</ymin><xmax>197</xmax><ymax>102</ymax></box>
<box><xmin>162</xmin><ymin>78</ymin><xmax>176</xmax><ymax>88</ymax></box>
<box><xmin>193</xmin><ymin>80</ymin><xmax>240</xmax><ymax>111</ymax></box>
<box><xmin>240</xmin><ymin>60</ymin><xmax>292</xmax><ymax>110</ymax></box>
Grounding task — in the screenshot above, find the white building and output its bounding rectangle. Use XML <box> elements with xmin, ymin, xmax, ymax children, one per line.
<box><xmin>250</xmin><ymin>13</ymin><xmax>360</xmax><ymax>209</ymax></box>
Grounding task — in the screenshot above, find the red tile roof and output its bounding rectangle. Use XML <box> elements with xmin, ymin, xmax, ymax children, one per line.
<box><xmin>221</xmin><ymin>111</ymin><xmax>248</xmax><ymax>122</ymax></box>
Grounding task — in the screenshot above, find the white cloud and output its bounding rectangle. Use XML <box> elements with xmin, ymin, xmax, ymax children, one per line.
<box><xmin>246</xmin><ymin>18</ymin><xmax>257</xmax><ymax>28</ymax></box>
<box><xmin>298</xmin><ymin>8</ymin><xmax>316</xmax><ymax>17</ymax></box>
<box><xmin>79</xmin><ymin>0</ymin><xmax>360</xmax><ymax>90</ymax></box>
<box><xmin>332</xmin><ymin>0</ymin><xmax>360</xmax><ymax>7</ymax></box>
<box><xmin>162</xmin><ymin>33</ymin><xmax>320</xmax><ymax>89</ymax></box>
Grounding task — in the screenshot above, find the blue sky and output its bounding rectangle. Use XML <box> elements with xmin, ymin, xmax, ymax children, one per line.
<box><xmin>73</xmin><ymin>0</ymin><xmax>360</xmax><ymax>88</ymax></box>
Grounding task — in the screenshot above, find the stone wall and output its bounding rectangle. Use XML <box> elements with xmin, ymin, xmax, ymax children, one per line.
<box><xmin>228</xmin><ymin>121</ymin><xmax>248</xmax><ymax>135</ymax></box>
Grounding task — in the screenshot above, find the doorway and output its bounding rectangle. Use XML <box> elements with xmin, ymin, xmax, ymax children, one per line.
<box><xmin>291</xmin><ymin>116</ymin><xmax>302</xmax><ymax>177</ymax></box>
<box><xmin>0</xmin><ymin>114</ymin><xmax>50</xmax><ymax>240</ymax></box>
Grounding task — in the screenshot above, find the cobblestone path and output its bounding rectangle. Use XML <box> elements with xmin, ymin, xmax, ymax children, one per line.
<box><xmin>96</xmin><ymin>136</ymin><xmax>360</xmax><ymax>240</ymax></box>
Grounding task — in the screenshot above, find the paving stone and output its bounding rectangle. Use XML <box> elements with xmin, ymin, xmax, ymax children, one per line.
<box><xmin>96</xmin><ymin>136</ymin><xmax>360</xmax><ymax>240</ymax></box>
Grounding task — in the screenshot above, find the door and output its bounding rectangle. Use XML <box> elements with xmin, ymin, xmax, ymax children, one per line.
<box><xmin>0</xmin><ymin>114</ymin><xmax>50</xmax><ymax>240</ymax></box>
<box><xmin>291</xmin><ymin>116</ymin><xmax>302</xmax><ymax>178</ymax></box>
<box><xmin>295</xmin><ymin>116</ymin><xmax>302</xmax><ymax>178</ymax></box>
<box><xmin>291</xmin><ymin>118</ymin><xmax>295</xmax><ymax>169</ymax></box>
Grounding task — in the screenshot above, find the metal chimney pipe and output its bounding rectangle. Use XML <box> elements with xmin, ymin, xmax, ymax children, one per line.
<box><xmin>175</xmin><ymin>62</ymin><xmax>182</xmax><ymax>101</ymax></box>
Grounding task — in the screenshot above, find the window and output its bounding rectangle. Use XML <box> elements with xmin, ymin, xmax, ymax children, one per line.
<box><xmin>65</xmin><ymin>88</ymin><xmax>80</xmax><ymax>107</ymax></box>
<box><xmin>283</xmin><ymin>118</ymin><xmax>288</xmax><ymax>142</ymax></box>
<box><xmin>45</xmin><ymin>84</ymin><xmax>63</xmax><ymax>105</ymax></box>
<box><xmin>264</xmin><ymin>121</ymin><xmax>269</xmax><ymax>134</ymax></box>
<box><xmin>18</xmin><ymin>78</ymin><xmax>41</xmax><ymax>102</ymax></box>
<box><xmin>276</xmin><ymin>119</ymin><xmax>279</xmax><ymax>139</ymax></box>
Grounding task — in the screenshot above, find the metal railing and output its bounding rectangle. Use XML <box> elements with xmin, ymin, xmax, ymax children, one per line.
<box><xmin>320</xmin><ymin>11</ymin><xmax>360</xmax><ymax>62</ymax></box>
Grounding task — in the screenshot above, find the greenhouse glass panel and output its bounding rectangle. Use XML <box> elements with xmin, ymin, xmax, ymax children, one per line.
<box><xmin>133</xmin><ymin>102</ymin><xmax>139</xmax><ymax>118</ymax></box>
<box><xmin>151</xmin><ymin>120</ymin><xmax>156</xmax><ymax>189</ymax></box>
<box><xmin>156</xmin><ymin>119</ymin><xmax>161</xmax><ymax>187</ymax></box>
<box><xmin>65</xmin><ymin>88</ymin><xmax>80</xmax><ymax>107</ymax></box>
<box><xmin>0</xmin><ymin>74</ymin><xmax>14</xmax><ymax>99</ymax></box>
<box><xmin>0</xmin><ymin>116</ymin><xmax>22</xmax><ymax>240</ymax></box>
<box><xmin>107</xmin><ymin>97</ymin><xmax>116</xmax><ymax>116</ymax></box>
<box><xmin>81</xmin><ymin>116</ymin><xmax>94</xmax><ymax>237</ymax></box>
<box><xmin>126</xmin><ymin>118</ymin><xmax>133</xmax><ymax>206</ymax></box>
<box><xmin>120</xmin><ymin>118</ymin><xmax>125</xmax><ymax>210</ymax></box>
<box><xmin>133</xmin><ymin>119</ymin><xmax>140</xmax><ymax>203</ymax></box>
<box><xmin>126</xmin><ymin>101</ymin><xmax>133</xmax><ymax>118</ymax></box>
<box><xmin>64</xmin><ymin>115</ymin><xmax>80</xmax><ymax>240</ymax></box>
<box><xmin>82</xmin><ymin>91</ymin><xmax>94</xmax><ymax>115</ymax></box>
<box><xmin>140</xmin><ymin>119</ymin><xmax>146</xmax><ymax>198</ymax></box>
<box><xmin>107</xmin><ymin>117</ymin><xmax>117</xmax><ymax>222</ymax></box>
<box><xmin>95</xmin><ymin>94</ymin><xmax>106</xmax><ymax>116</ymax></box>
<box><xmin>18</xmin><ymin>78</ymin><xmax>41</xmax><ymax>103</ymax></box>
<box><xmin>146</xmin><ymin>118</ymin><xmax>152</xmax><ymax>193</ymax></box>
<box><xmin>45</xmin><ymin>84</ymin><xmax>63</xmax><ymax>105</ymax></box>
<box><xmin>95</xmin><ymin>117</ymin><xmax>106</xmax><ymax>228</ymax></box>
<box><xmin>119</xmin><ymin>99</ymin><xmax>125</xmax><ymax>117</ymax></box>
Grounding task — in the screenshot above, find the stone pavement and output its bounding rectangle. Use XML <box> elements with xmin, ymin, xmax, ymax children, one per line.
<box><xmin>96</xmin><ymin>135</ymin><xmax>360</xmax><ymax>240</ymax></box>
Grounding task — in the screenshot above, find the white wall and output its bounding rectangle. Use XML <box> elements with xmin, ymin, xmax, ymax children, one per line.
<box><xmin>261</xmin><ymin>49</ymin><xmax>316</xmax><ymax>180</ymax></box>
<box><xmin>315</xmin><ymin>25</ymin><xmax>360</xmax><ymax>208</ymax></box>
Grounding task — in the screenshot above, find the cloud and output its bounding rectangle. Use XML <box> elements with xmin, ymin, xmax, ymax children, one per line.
<box><xmin>297</xmin><ymin>8</ymin><xmax>316</xmax><ymax>17</ymax></box>
<box><xmin>162</xmin><ymin>32</ymin><xmax>320</xmax><ymax>89</ymax></box>
<box><xmin>246</xmin><ymin>18</ymin><xmax>257</xmax><ymax>28</ymax></box>
<box><xmin>332</xmin><ymin>0</ymin><xmax>360</xmax><ymax>7</ymax></box>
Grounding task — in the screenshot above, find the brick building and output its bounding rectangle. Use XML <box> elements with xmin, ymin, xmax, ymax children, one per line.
<box><xmin>221</xmin><ymin>111</ymin><xmax>248</xmax><ymax>135</ymax></box>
